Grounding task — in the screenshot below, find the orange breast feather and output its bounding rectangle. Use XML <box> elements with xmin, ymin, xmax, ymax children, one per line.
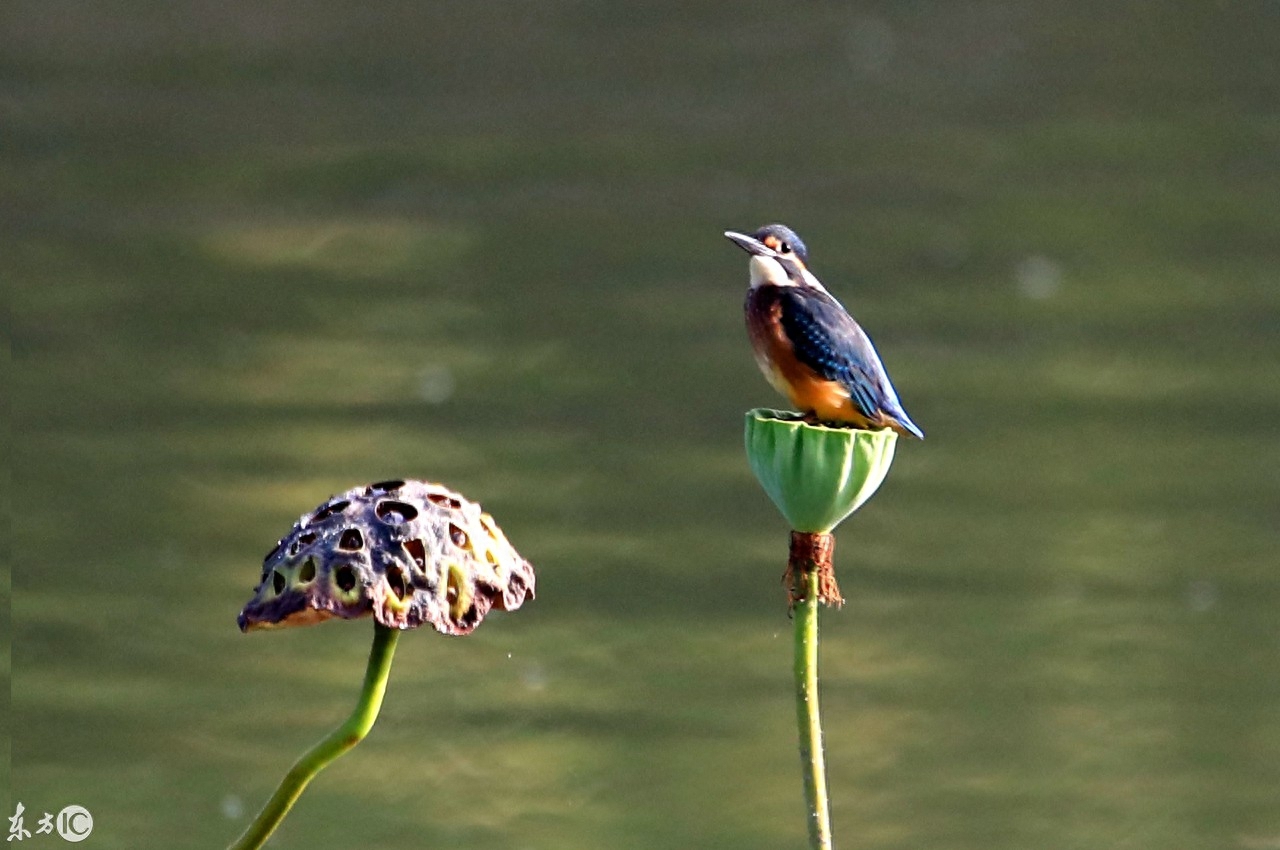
<box><xmin>751</xmin><ymin>294</ymin><xmax>876</xmax><ymax>427</ymax></box>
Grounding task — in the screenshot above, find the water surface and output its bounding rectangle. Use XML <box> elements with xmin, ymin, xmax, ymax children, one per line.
<box><xmin>8</xmin><ymin>2</ymin><xmax>1279</xmax><ymax>847</ymax></box>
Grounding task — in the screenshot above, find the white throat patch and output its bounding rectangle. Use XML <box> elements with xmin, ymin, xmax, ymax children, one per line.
<box><xmin>748</xmin><ymin>255</ymin><xmax>794</xmax><ymax>289</ymax></box>
<box><xmin>747</xmin><ymin>255</ymin><xmax>830</xmax><ymax>295</ymax></box>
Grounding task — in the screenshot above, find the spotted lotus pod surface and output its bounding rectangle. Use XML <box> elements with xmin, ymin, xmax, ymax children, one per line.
<box><xmin>238</xmin><ymin>480</ymin><xmax>535</xmax><ymax>635</ymax></box>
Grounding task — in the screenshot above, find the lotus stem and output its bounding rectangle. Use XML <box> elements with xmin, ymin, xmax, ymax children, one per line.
<box><xmin>228</xmin><ymin>623</ymin><xmax>401</xmax><ymax>850</ymax></box>
<box><xmin>793</xmin><ymin>549</ymin><xmax>833</xmax><ymax>850</ymax></box>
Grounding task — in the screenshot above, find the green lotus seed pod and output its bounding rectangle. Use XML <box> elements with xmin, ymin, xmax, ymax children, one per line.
<box><xmin>744</xmin><ymin>409</ymin><xmax>897</xmax><ymax>533</ymax></box>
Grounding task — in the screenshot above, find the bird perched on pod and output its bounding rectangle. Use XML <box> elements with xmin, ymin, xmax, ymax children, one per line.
<box><xmin>726</xmin><ymin>224</ymin><xmax>923</xmax><ymax>439</ymax></box>
<box><xmin>238</xmin><ymin>479</ymin><xmax>534</xmax><ymax>635</ymax></box>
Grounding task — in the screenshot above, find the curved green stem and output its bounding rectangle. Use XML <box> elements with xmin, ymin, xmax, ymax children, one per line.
<box><xmin>794</xmin><ymin>568</ymin><xmax>833</xmax><ymax>850</ymax></box>
<box><xmin>229</xmin><ymin>623</ymin><xmax>401</xmax><ymax>850</ymax></box>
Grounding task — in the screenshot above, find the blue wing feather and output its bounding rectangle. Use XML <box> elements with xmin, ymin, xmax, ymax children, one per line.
<box><xmin>777</xmin><ymin>287</ymin><xmax>924</xmax><ymax>438</ymax></box>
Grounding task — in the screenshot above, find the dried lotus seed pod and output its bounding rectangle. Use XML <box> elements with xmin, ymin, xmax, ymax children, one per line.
<box><xmin>238</xmin><ymin>479</ymin><xmax>535</xmax><ymax>635</ymax></box>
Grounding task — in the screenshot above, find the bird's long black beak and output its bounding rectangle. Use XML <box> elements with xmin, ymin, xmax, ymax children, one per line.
<box><xmin>724</xmin><ymin>230</ymin><xmax>776</xmax><ymax>257</ymax></box>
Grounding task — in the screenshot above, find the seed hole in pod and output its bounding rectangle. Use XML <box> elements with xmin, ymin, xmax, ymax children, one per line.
<box><xmin>338</xmin><ymin>528</ymin><xmax>364</xmax><ymax>551</ymax></box>
<box><xmin>403</xmin><ymin>538</ymin><xmax>426</xmax><ymax>570</ymax></box>
<box><xmin>290</xmin><ymin>531</ymin><xmax>318</xmax><ymax>556</ymax></box>
<box><xmin>272</xmin><ymin>569</ymin><xmax>286</xmax><ymax>595</ymax></box>
<box><xmin>335</xmin><ymin>565</ymin><xmax>357</xmax><ymax>593</ymax></box>
<box><xmin>449</xmin><ymin>523</ymin><xmax>469</xmax><ymax>549</ymax></box>
<box><xmin>312</xmin><ymin>500</ymin><xmax>351</xmax><ymax>523</ymax></box>
<box><xmin>299</xmin><ymin>532</ymin><xmax>317</xmax><ymax>545</ymax></box>
<box><xmin>386</xmin><ymin>565</ymin><xmax>408</xmax><ymax>601</ymax></box>
<box><xmin>299</xmin><ymin>558</ymin><xmax>317</xmax><ymax>583</ymax></box>
<box><xmin>427</xmin><ymin>492</ymin><xmax>463</xmax><ymax>510</ymax></box>
<box><xmin>368</xmin><ymin>479</ymin><xmax>405</xmax><ymax>493</ymax></box>
<box><xmin>446</xmin><ymin>569</ymin><xmax>461</xmax><ymax>605</ymax></box>
<box><xmin>375</xmin><ymin>500</ymin><xmax>419</xmax><ymax>525</ymax></box>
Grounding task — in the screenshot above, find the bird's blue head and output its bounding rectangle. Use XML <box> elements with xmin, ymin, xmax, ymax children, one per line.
<box><xmin>748</xmin><ymin>224</ymin><xmax>809</xmax><ymax>267</ymax></box>
<box><xmin>725</xmin><ymin>223</ymin><xmax>811</xmax><ymax>287</ymax></box>
<box><xmin>725</xmin><ymin>224</ymin><xmax>810</xmax><ymax>270</ymax></box>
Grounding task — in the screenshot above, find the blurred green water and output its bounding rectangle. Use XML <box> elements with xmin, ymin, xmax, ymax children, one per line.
<box><xmin>7</xmin><ymin>1</ymin><xmax>1280</xmax><ymax>848</ymax></box>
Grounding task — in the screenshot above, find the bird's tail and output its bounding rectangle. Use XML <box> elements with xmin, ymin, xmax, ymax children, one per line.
<box><xmin>889</xmin><ymin>412</ymin><xmax>925</xmax><ymax>440</ymax></box>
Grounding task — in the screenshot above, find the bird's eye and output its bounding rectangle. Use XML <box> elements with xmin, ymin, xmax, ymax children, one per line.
<box><xmin>779</xmin><ymin>242</ymin><xmax>792</xmax><ymax>253</ymax></box>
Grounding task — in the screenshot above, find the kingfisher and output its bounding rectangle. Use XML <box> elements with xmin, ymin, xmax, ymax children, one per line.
<box><xmin>726</xmin><ymin>224</ymin><xmax>924</xmax><ymax>439</ymax></box>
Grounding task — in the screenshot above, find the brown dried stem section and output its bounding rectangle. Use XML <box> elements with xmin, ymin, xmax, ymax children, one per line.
<box><xmin>785</xmin><ymin>531</ymin><xmax>843</xmax><ymax>608</ymax></box>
